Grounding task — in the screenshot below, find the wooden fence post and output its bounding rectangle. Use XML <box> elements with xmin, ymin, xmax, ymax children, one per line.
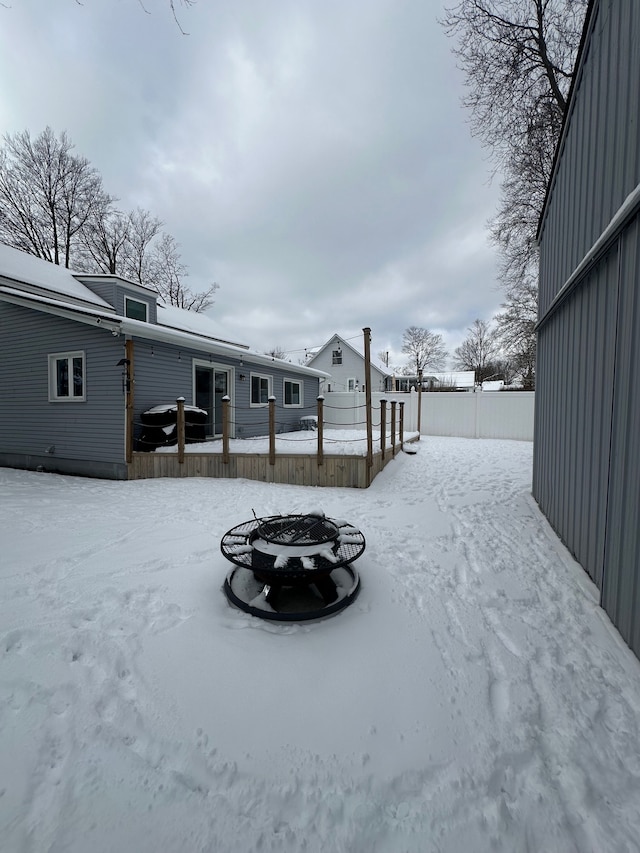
<box><xmin>391</xmin><ymin>401</ymin><xmax>397</xmax><ymax>456</ymax></box>
<box><xmin>268</xmin><ymin>396</ymin><xmax>276</xmax><ymax>466</ymax></box>
<box><xmin>399</xmin><ymin>401</ymin><xmax>405</xmax><ymax>450</ymax></box>
<box><xmin>222</xmin><ymin>395</ymin><xmax>230</xmax><ymax>464</ymax></box>
<box><xmin>417</xmin><ymin>369</ymin><xmax>422</xmax><ymax>439</ymax></box>
<box><xmin>380</xmin><ymin>399</ymin><xmax>386</xmax><ymax>461</ymax></box>
<box><xmin>176</xmin><ymin>396</ymin><xmax>185</xmax><ymax>464</ymax></box>
<box><xmin>317</xmin><ymin>395</ymin><xmax>324</xmax><ymax>466</ymax></box>
<box><xmin>363</xmin><ymin>327</ymin><xmax>373</xmax><ymax>469</ymax></box>
<box><xmin>125</xmin><ymin>339</ymin><xmax>134</xmax><ymax>464</ymax></box>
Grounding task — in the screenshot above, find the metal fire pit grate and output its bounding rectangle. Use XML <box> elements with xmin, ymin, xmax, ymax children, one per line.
<box><xmin>256</xmin><ymin>514</ymin><xmax>340</xmax><ymax>546</ymax></box>
<box><xmin>220</xmin><ymin>513</ymin><xmax>365</xmax><ymax>621</ymax></box>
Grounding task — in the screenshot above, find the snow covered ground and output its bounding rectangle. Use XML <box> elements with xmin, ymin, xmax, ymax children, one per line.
<box><xmin>155</xmin><ymin>428</ymin><xmax>420</xmax><ymax>456</ymax></box>
<box><xmin>1</xmin><ymin>436</ymin><xmax>640</xmax><ymax>853</ymax></box>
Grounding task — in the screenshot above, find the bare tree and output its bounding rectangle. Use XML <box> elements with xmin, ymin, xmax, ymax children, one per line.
<box><xmin>453</xmin><ymin>319</ymin><xmax>501</xmax><ymax>383</ymax></box>
<box><xmin>148</xmin><ymin>233</ymin><xmax>218</xmax><ymax>312</ymax></box>
<box><xmin>494</xmin><ymin>277</ymin><xmax>538</xmax><ymax>387</ymax></box>
<box><xmin>441</xmin><ymin>1</ymin><xmax>588</xmax><ymax>357</ymax></box>
<box><xmin>1</xmin><ymin>128</ymin><xmax>217</xmax><ymax>312</ymax></box>
<box><xmin>265</xmin><ymin>346</ymin><xmax>288</xmax><ymax>360</ymax></box>
<box><xmin>76</xmin><ymin>207</ymin><xmax>130</xmax><ymax>275</ymax></box>
<box><xmin>120</xmin><ymin>207</ymin><xmax>162</xmax><ymax>285</ymax></box>
<box><xmin>0</xmin><ymin>127</ymin><xmax>111</xmax><ymax>267</ymax></box>
<box><xmin>401</xmin><ymin>326</ymin><xmax>448</xmax><ymax>374</ymax></box>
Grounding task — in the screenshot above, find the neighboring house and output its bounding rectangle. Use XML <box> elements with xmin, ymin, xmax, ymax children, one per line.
<box><xmin>0</xmin><ymin>243</ymin><xmax>327</xmax><ymax>480</ymax></box>
<box><xmin>306</xmin><ymin>333</ymin><xmax>392</xmax><ymax>392</ymax></box>
<box><xmin>393</xmin><ymin>372</ymin><xmax>476</xmax><ymax>392</ymax></box>
<box><xmin>534</xmin><ymin>0</ymin><xmax>640</xmax><ymax>657</ymax></box>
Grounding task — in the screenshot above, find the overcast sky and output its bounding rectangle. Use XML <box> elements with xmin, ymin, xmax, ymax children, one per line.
<box><xmin>0</xmin><ymin>0</ymin><xmax>504</xmax><ymax>368</ymax></box>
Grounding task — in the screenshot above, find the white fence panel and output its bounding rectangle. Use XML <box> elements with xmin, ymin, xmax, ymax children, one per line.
<box><xmin>475</xmin><ymin>392</ymin><xmax>535</xmax><ymax>440</ymax></box>
<box><xmin>320</xmin><ymin>390</ymin><xmax>534</xmax><ymax>441</ymax></box>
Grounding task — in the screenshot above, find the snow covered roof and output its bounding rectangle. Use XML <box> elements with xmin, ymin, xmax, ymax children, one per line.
<box><xmin>0</xmin><ymin>243</ymin><xmax>328</xmax><ymax>378</ymax></box>
<box><xmin>156</xmin><ymin>302</ymin><xmax>249</xmax><ymax>350</ymax></box>
<box><xmin>0</xmin><ymin>242</ymin><xmax>113</xmax><ymax>311</ymax></box>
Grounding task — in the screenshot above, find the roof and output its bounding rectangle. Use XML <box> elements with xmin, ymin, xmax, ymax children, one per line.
<box><xmin>0</xmin><ymin>243</ymin><xmax>328</xmax><ymax>379</ymax></box>
<box><xmin>0</xmin><ymin>242</ymin><xmax>113</xmax><ymax>311</ymax></box>
<box><xmin>156</xmin><ymin>302</ymin><xmax>249</xmax><ymax>349</ymax></box>
<box><xmin>307</xmin><ymin>333</ymin><xmax>392</xmax><ymax>376</ymax></box>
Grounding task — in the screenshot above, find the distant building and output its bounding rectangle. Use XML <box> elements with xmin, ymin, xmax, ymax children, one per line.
<box><xmin>306</xmin><ymin>333</ymin><xmax>392</xmax><ymax>392</ymax></box>
<box><xmin>393</xmin><ymin>372</ymin><xmax>476</xmax><ymax>392</ymax></box>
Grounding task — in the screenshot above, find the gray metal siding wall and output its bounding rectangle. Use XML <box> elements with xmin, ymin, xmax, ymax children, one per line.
<box><xmin>539</xmin><ymin>0</ymin><xmax>640</xmax><ymax>314</ymax></box>
<box><xmin>0</xmin><ymin>302</ymin><xmax>126</xmax><ymax>465</ymax></box>
<box><xmin>535</xmin><ymin>0</ymin><xmax>640</xmax><ymax>657</ymax></box>
<box><xmin>131</xmin><ymin>338</ymin><xmax>319</xmax><ymax>438</ymax></box>
<box><xmin>533</xmin><ymin>247</ymin><xmax>618</xmax><ymax>589</ymax></box>
<box><xmin>601</xmin><ymin>217</ymin><xmax>640</xmax><ymax>652</ymax></box>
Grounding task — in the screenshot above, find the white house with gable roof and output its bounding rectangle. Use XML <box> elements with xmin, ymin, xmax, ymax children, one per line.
<box><xmin>306</xmin><ymin>333</ymin><xmax>392</xmax><ymax>393</ymax></box>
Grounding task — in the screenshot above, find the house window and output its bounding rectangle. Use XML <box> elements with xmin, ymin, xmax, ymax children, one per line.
<box><xmin>125</xmin><ymin>297</ymin><xmax>148</xmax><ymax>322</ymax></box>
<box><xmin>332</xmin><ymin>348</ymin><xmax>342</xmax><ymax>365</ymax></box>
<box><xmin>347</xmin><ymin>378</ymin><xmax>357</xmax><ymax>392</ymax></box>
<box><xmin>283</xmin><ymin>379</ymin><xmax>303</xmax><ymax>407</ymax></box>
<box><xmin>48</xmin><ymin>351</ymin><xmax>85</xmax><ymax>401</ymax></box>
<box><xmin>250</xmin><ymin>373</ymin><xmax>271</xmax><ymax>406</ymax></box>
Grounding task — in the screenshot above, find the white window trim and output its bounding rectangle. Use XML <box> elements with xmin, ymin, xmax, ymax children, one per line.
<box><xmin>250</xmin><ymin>372</ymin><xmax>272</xmax><ymax>407</ymax></box>
<box><xmin>192</xmin><ymin>359</ymin><xmax>235</xmax><ymax>404</ymax></box>
<box><xmin>283</xmin><ymin>377</ymin><xmax>303</xmax><ymax>407</ymax></box>
<box><xmin>48</xmin><ymin>350</ymin><xmax>86</xmax><ymax>402</ymax></box>
<box><xmin>347</xmin><ymin>377</ymin><xmax>357</xmax><ymax>392</ymax></box>
<box><xmin>124</xmin><ymin>296</ymin><xmax>148</xmax><ymax>322</ymax></box>
<box><xmin>192</xmin><ymin>359</ymin><xmax>235</xmax><ymax>438</ymax></box>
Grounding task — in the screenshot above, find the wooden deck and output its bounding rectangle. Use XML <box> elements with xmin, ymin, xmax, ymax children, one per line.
<box><xmin>128</xmin><ymin>445</ymin><xmax>407</xmax><ymax>488</ymax></box>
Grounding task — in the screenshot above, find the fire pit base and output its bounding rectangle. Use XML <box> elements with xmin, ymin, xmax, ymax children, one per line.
<box><xmin>223</xmin><ymin>564</ymin><xmax>360</xmax><ymax>622</ymax></box>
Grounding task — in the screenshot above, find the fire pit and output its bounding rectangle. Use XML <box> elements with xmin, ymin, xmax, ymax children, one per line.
<box><xmin>221</xmin><ymin>512</ymin><xmax>365</xmax><ymax>621</ymax></box>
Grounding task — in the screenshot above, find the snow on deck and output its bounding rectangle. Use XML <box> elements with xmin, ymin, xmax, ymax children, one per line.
<box><xmin>1</xmin><ymin>437</ymin><xmax>640</xmax><ymax>852</ymax></box>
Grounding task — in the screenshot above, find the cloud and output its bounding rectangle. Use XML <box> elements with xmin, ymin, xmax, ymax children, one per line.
<box><xmin>0</xmin><ymin>0</ymin><xmax>505</xmax><ymax>366</ymax></box>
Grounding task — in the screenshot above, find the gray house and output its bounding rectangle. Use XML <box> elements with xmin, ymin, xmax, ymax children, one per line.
<box><xmin>306</xmin><ymin>333</ymin><xmax>392</xmax><ymax>392</ymax></box>
<box><xmin>534</xmin><ymin>0</ymin><xmax>640</xmax><ymax>656</ymax></box>
<box><xmin>0</xmin><ymin>243</ymin><xmax>326</xmax><ymax>479</ymax></box>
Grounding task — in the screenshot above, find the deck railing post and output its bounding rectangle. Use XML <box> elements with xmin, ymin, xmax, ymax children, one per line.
<box><xmin>125</xmin><ymin>339</ymin><xmax>134</xmax><ymax>464</ymax></box>
<box><xmin>222</xmin><ymin>395</ymin><xmax>230</xmax><ymax>464</ymax></box>
<box><xmin>363</xmin><ymin>327</ymin><xmax>373</xmax><ymax>469</ymax></box>
<box><xmin>380</xmin><ymin>399</ymin><xmax>387</xmax><ymax>461</ymax></box>
<box><xmin>176</xmin><ymin>396</ymin><xmax>185</xmax><ymax>464</ymax></box>
<box><xmin>317</xmin><ymin>395</ymin><xmax>324</xmax><ymax>466</ymax></box>
<box><xmin>399</xmin><ymin>401</ymin><xmax>405</xmax><ymax>451</ymax></box>
<box><xmin>417</xmin><ymin>369</ymin><xmax>422</xmax><ymax>439</ymax></box>
<box><xmin>391</xmin><ymin>401</ymin><xmax>397</xmax><ymax>456</ymax></box>
<box><xmin>268</xmin><ymin>396</ymin><xmax>276</xmax><ymax>466</ymax></box>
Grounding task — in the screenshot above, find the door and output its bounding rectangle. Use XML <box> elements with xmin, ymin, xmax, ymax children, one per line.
<box><xmin>195</xmin><ymin>365</ymin><xmax>231</xmax><ymax>437</ymax></box>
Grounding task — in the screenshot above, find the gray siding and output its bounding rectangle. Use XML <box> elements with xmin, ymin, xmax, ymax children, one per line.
<box><xmin>535</xmin><ymin>0</ymin><xmax>640</xmax><ymax>657</ymax></box>
<box><xmin>601</xmin><ymin>217</ymin><xmax>640</xmax><ymax>652</ymax></box>
<box><xmin>82</xmin><ymin>279</ymin><xmax>158</xmax><ymax>323</ymax></box>
<box><xmin>533</xmin><ymin>246</ymin><xmax>618</xmax><ymax>589</ymax></box>
<box><xmin>130</xmin><ymin>338</ymin><xmax>320</xmax><ymax>440</ymax></box>
<box><xmin>0</xmin><ymin>302</ymin><xmax>127</xmax><ymax>470</ymax></box>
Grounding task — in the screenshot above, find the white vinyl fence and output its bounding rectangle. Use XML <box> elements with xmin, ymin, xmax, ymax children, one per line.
<box><xmin>322</xmin><ymin>390</ymin><xmax>535</xmax><ymax>441</ymax></box>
